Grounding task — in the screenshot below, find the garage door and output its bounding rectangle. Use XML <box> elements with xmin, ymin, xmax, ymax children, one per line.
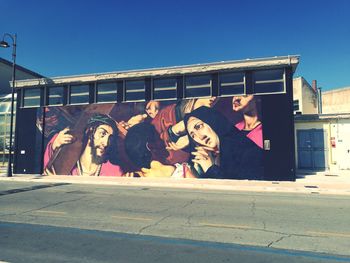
<box><xmin>297</xmin><ymin>129</ymin><xmax>328</xmax><ymax>170</ymax></box>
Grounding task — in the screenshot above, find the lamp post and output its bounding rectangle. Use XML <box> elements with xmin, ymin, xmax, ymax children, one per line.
<box><xmin>0</xmin><ymin>33</ymin><xmax>17</xmax><ymax>177</ymax></box>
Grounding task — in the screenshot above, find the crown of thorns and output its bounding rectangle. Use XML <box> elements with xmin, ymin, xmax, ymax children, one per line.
<box><xmin>86</xmin><ymin>114</ymin><xmax>117</xmax><ymax>132</ymax></box>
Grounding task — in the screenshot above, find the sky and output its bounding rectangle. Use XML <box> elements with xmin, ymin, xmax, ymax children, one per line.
<box><xmin>0</xmin><ymin>0</ymin><xmax>349</xmax><ymax>91</ymax></box>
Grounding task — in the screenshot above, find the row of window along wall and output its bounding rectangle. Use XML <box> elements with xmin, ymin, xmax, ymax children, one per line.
<box><xmin>20</xmin><ymin>68</ymin><xmax>286</xmax><ymax>108</ymax></box>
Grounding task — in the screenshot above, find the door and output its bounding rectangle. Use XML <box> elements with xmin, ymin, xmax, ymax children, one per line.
<box><xmin>14</xmin><ymin>107</ymin><xmax>44</xmax><ymax>174</ymax></box>
<box><xmin>297</xmin><ymin>129</ymin><xmax>328</xmax><ymax>170</ymax></box>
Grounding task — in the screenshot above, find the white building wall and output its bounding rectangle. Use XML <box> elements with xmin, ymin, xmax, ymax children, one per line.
<box><xmin>301</xmin><ymin>79</ymin><xmax>318</xmax><ymax>114</ymax></box>
<box><xmin>322</xmin><ymin>87</ymin><xmax>350</xmax><ymax>114</ymax></box>
<box><xmin>330</xmin><ymin>119</ymin><xmax>350</xmax><ymax>170</ymax></box>
<box><xmin>293</xmin><ymin>77</ymin><xmax>318</xmax><ymax>114</ymax></box>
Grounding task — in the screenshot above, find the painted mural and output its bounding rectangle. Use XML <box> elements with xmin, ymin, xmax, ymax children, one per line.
<box><xmin>40</xmin><ymin>96</ymin><xmax>264</xmax><ymax>179</ymax></box>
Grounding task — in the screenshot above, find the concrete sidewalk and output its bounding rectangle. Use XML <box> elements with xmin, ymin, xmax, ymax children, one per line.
<box><xmin>1</xmin><ymin>170</ymin><xmax>350</xmax><ymax>196</ymax></box>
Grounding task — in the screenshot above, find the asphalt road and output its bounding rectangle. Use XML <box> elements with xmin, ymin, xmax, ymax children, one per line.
<box><xmin>0</xmin><ymin>181</ymin><xmax>349</xmax><ymax>263</ymax></box>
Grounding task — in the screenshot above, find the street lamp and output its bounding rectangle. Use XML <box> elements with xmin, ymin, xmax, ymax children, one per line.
<box><xmin>0</xmin><ymin>33</ymin><xmax>17</xmax><ymax>177</ymax></box>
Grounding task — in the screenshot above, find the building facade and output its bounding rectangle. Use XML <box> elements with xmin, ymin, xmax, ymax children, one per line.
<box><xmin>13</xmin><ymin>56</ymin><xmax>299</xmax><ymax>180</ymax></box>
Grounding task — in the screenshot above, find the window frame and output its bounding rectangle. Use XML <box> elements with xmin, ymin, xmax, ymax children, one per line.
<box><xmin>47</xmin><ymin>86</ymin><xmax>65</xmax><ymax>106</ymax></box>
<box><xmin>152</xmin><ymin>77</ymin><xmax>178</xmax><ymax>101</ymax></box>
<box><xmin>218</xmin><ymin>71</ymin><xmax>246</xmax><ymax>97</ymax></box>
<box><xmin>96</xmin><ymin>81</ymin><xmax>118</xmax><ymax>104</ymax></box>
<box><xmin>124</xmin><ymin>79</ymin><xmax>146</xmax><ymax>102</ymax></box>
<box><xmin>22</xmin><ymin>87</ymin><xmax>42</xmax><ymax>108</ymax></box>
<box><xmin>68</xmin><ymin>83</ymin><xmax>91</xmax><ymax>105</ymax></box>
<box><xmin>252</xmin><ymin>68</ymin><xmax>286</xmax><ymax>95</ymax></box>
<box><xmin>184</xmin><ymin>73</ymin><xmax>213</xmax><ymax>99</ymax></box>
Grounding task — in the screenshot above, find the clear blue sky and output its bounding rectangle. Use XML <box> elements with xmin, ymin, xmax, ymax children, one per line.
<box><xmin>1</xmin><ymin>0</ymin><xmax>349</xmax><ymax>90</ymax></box>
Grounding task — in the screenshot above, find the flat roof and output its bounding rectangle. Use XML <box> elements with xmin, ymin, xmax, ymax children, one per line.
<box><xmin>13</xmin><ymin>55</ymin><xmax>299</xmax><ymax>88</ymax></box>
<box><xmin>322</xmin><ymin>86</ymin><xmax>350</xmax><ymax>94</ymax></box>
<box><xmin>295</xmin><ymin>113</ymin><xmax>350</xmax><ymax>121</ymax></box>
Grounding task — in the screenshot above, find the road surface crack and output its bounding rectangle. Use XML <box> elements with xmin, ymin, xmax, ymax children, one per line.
<box><xmin>251</xmin><ymin>197</ymin><xmax>256</xmax><ymax>218</ymax></box>
<box><xmin>182</xmin><ymin>199</ymin><xmax>196</xmax><ymax>208</ymax></box>
<box><xmin>267</xmin><ymin>234</ymin><xmax>292</xmax><ymax>247</ymax></box>
<box><xmin>137</xmin><ymin>214</ymin><xmax>171</xmax><ymax>235</ymax></box>
<box><xmin>186</xmin><ymin>214</ymin><xmax>195</xmax><ymax>226</ymax></box>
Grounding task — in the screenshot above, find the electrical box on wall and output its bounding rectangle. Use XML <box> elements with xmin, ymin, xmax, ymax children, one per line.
<box><xmin>264</xmin><ymin>140</ymin><xmax>271</xmax><ymax>150</ymax></box>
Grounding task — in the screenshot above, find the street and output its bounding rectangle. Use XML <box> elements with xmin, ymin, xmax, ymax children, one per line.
<box><xmin>0</xmin><ymin>181</ymin><xmax>349</xmax><ymax>262</ymax></box>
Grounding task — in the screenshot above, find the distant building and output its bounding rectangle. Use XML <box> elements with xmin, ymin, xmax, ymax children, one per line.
<box><xmin>293</xmin><ymin>80</ymin><xmax>350</xmax><ymax>172</ymax></box>
<box><xmin>322</xmin><ymin>86</ymin><xmax>350</xmax><ymax>114</ymax></box>
<box><xmin>0</xmin><ymin>57</ymin><xmax>43</xmax><ymax>166</ymax></box>
<box><xmin>294</xmin><ymin>113</ymin><xmax>350</xmax><ymax>171</ymax></box>
<box><xmin>293</xmin><ymin>77</ymin><xmax>318</xmax><ymax>115</ymax></box>
<box><xmin>0</xmin><ymin>57</ymin><xmax>43</xmax><ymax>95</ymax></box>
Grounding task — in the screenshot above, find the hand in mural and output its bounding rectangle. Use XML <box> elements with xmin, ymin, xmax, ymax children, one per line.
<box><xmin>140</xmin><ymin>161</ymin><xmax>175</xmax><ymax>178</ymax></box>
<box><xmin>171</xmin><ymin>121</ymin><xmax>186</xmax><ymax>136</ymax></box>
<box><xmin>128</xmin><ymin>114</ymin><xmax>148</xmax><ymax>127</ymax></box>
<box><xmin>119</xmin><ymin>114</ymin><xmax>148</xmax><ymax>131</ymax></box>
<box><xmin>191</xmin><ymin>146</ymin><xmax>216</xmax><ymax>173</ymax></box>
<box><xmin>52</xmin><ymin>127</ymin><xmax>75</xmax><ymax>151</ymax></box>
<box><xmin>166</xmin><ymin>135</ymin><xmax>189</xmax><ymax>151</ymax></box>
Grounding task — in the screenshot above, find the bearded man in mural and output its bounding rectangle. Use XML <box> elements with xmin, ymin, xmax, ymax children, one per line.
<box><xmin>43</xmin><ymin>114</ymin><xmax>123</xmax><ymax>176</ymax></box>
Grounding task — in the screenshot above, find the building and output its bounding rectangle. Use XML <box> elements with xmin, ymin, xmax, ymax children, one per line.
<box><xmin>322</xmin><ymin>86</ymin><xmax>350</xmax><ymax>114</ymax></box>
<box><xmin>293</xmin><ymin>77</ymin><xmax>318</xmax><ymax>115</ymax></box>
<box><xmin>294</xmin><ymin>81</ymin><xmax>350</xmax><ymax>172</ymax></box>
<box><xmin>295</xmin><ymin>113</ymin><xmax>350</xmax><ymax>171</ymax></box>
<box><xmin>12</xmin><ymin>56</ymin><xmax>299</xmax><ymax>181</ymax></box>
<box><xmin>0</xmin><ymin>58</ymin><xmax>43</xmax><ymax>167</ymax></box>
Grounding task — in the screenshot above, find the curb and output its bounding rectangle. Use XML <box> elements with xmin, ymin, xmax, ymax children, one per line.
<box><xmin>1</xmin><ymin>174</ymin><xmax>350</xmax><ymax>196</ymax></box>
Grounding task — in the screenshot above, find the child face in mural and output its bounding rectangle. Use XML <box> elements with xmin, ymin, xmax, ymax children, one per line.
<box><xmin>90</xmin><ymin>124</ymin><xmax>114</xmax><ymax>163</ymax></box>
<box><xmin>186</xmin><ymin>116</ymin><xmax>219</xmax><ymax>150</ymax></box>
<box><xmin>232</xmin><ymin>95</ymin><xmax>255</xmax><ymax>113</ymax></box>
<box><xmin>145</xmin><ymin>101</ymin><xmax>160</xmax><ymax>119</ymax></box>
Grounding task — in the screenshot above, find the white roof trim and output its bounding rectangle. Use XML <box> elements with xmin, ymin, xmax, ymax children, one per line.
<box><xmin>13</xmin><ymin>55</ymin><xmax>299</xmax><ymax>88</ymax></box>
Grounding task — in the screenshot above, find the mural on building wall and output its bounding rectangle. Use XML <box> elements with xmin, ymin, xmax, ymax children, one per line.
<box><xmin>40</xmin><ymin>95</ymin><xmax>264</xmax><ymax>179</ymax></box>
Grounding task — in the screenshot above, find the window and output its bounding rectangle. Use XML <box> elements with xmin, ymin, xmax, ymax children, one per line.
<box><xmin>185</xmin><ymin>75</ymin><xmax>211</xmax><ymax>98</ymax></box>
<box><xmin>48</xmin><ymin>86</ymin><xmax>64</xmax><ymax>106</ymax></box>
<box><xmin>219</xmin><ymin>72</ymin><xmax>245</xmax><ymax>96</ymax></box>
<box><xmin>293</xmin><ymin>100</ymin><xmax>299</xmax><ymax>111</ymax></box>
<box><xmin>125</xmin><ymin>80</ymin><xmax>145</xmax><ymax>101</ymax></box>
<box><xmin>69</xmin><ymin>84</ymin><xmax>90</xmax><ymax>104</ymax></box>
<box><xmin>97</xmin><ymin>82</ymin><xmax>117</xmax><ymax>103</ymax></box>
<box><xmin>153</xmin><ymin>78</ymin><xmax>177</xmax><ymax>100</ymax></box>
<box><xmin>253</xmin><ymin>69</ymin><xmax>285</xmax><ymax>94</ymax></box>
<box><xmin>23</xmin><ymin>88</ymin><xmax>41</xmax><ymax>107</ymax></box>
